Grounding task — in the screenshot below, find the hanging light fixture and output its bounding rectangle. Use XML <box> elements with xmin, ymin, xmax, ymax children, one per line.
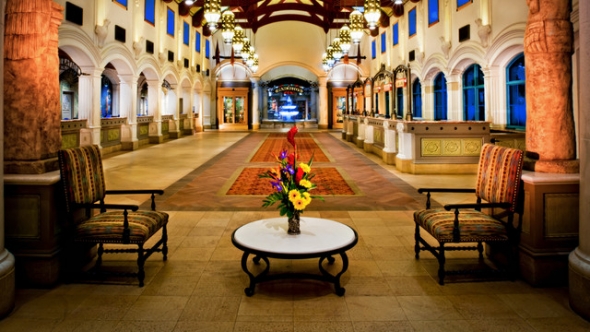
<box><xmin>232</xmin><ymin>25</ymin><xmax>245</xmax><ymax>55</ymax></box>
<box><xmin>332</xmin><ymin>38</ymin><xmax>343</xmax><ymax>61</ymax></box>
<box><xmin>326</xmin><ymin>46</ymin><xmax>335</xmax><ymax>67</ymax></box>
<box><xmin>322</xmin><ymin>53</ymin><xmax>330</xmax><ymax>72</ymax></box>
<box><xmin>185</xmin><ymin>0</ymin><xmax>195</xmax><ymax>5</ymax></box>
<box><xmin>246</xmin><ymin>47</ymin><xmax>256</xmax><ymax>67</ymax></box>
<box><xmin>350</xmin><ymin>10</ymin><xmax>364</xmax><ymax>45</ymax></box>
<box><xmin>221</xmin><ymin>10</ymin><xmax>235</xmax><ymax>44</ymax></box>
<box><xmin>241</xmin><ymin>39</ymin><xmax>251</xmax><ymax>61</ymax></box>
<box><xmin>364</xmin><ymin>0</ymin><xmax>381</xmax><ymax>30</ymax></box>
<box><xmin>250</xmin><ymin>55</ymin><xmax>259</xmax><ymax>73</ymax></box>
<box><xmin>203</xmin><ymin>0</ymin><xmax>221</xmax><ymax>31</ymax></box>
<box><xmin>339</xmin><ymin>25</ymin><xmax>352</xmax><ymax>54</ymax></box>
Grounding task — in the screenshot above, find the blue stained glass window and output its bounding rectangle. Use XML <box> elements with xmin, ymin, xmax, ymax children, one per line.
<box><xmin>114</xmin><ymin>0</ymin><xmax>128</xmax><ymax>8</ymax></box>
<box><xmin>413</xmin><ymin>79</ymin><xmax>422</xmax><ymax>118</ymax></box>
<box><xmin>145</xmin><ymin>0</ymin><xmax>155</xmax><ymax>24</ymax></box>
<box><xmin>457</xmin><ymin>0</ymin><xmax>472</xmax><ymax>9</ymax></box>
<box><xmin>381</xmin><ymin>32</ymin><xmax>386</xmax><ymax>53</ymax></box>
<box><xmin>183</xmin><ymin>22</ymin><xmax>189</xmax><ymax>45</ymax></box>
<box><xmin>462</xmin><ymin>64</ymin><xmax>485</xmax><ymax>120</ymax></box>
<box><xmin>167</xmin><ymin>7</ymin><xmax>175</xmax><ymax>37</ymax></box>
<box><xmin>371</xmin><ymin>40</ymin><xmax>376</xmax><ymax>59</ymax></box>
<box><xmin>393</xmin><ymin>23</ymin><xmax>399</xmax><ymax>45</ymax></box>
<box><xmin>409</xmin><ymin>8</ymin><xmax>417</xmax><ymax>37</ymax></box>
<box><xmin>195</xmin><ymin>31</ymin><xmax>201</xmax><ymax>52</ymax></box>
<box><xmin>428</xmin><ymin>0</ymin><xmax>439</xmax><ymax>25</ymax></box>
<box><xmin>434</xmin><ymin>73</ymin><xmax>448</xmax><ymax>120</ymax></box>
<box><xmin>506</xmin><ymin>53</ymin><xmax>526</xmax><ymax>128</ymax></box>
<box><xmin>205</xmin><ymin>39</ymin><xmax>210</xmax><ymax>58</ymax></box>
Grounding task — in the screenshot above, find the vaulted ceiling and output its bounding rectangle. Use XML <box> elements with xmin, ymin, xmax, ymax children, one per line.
<box><xmin>163</xmin><ymin>0</ymin><xmax>399</xmax><ymax>36</ymax></box>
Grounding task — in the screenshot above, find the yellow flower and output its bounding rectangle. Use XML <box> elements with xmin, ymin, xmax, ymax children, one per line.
<box><xmin>288</xmin><ymin>189</ymin><xmax>301</xmax><ymax>203</ymax></box>
<box><xmin>299</xmin><ymin>163</ymin><xmax>311</xmax><ymax>173</ymax></box>
<box><xmin>299</xmin><ymin>179</ymin><xmax>312</xmax><ymax>189</ymax></box>
<box><xmin>302</xmin><ymin>192</ymin><xmax>311</xmax><ymax>203</ymax></box>
<box><xmin>293</xmin><ymin>198</ymin><xmax>309</xmax><ymax>210</ymax></box>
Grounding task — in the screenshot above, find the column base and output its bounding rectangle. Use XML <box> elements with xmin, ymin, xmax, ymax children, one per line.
<box><xmin>149</xmin><ymin>135</ymin><xmax>164</xmax><ymax>144</ymax></box>
<box><xmin>0</xmin><ymin>250</ymin><xmax>15</xmax><ymax>319</ymax></box>
<box><xmin>121</xmin><ymin>140</ymin><xmax>139</xmax><ymax>151</ymax></box>
<box><xmin>569</xmin><ymin>248</ymin><xmax>590</xmax><ymax>321</ymax></box>
<box><xmin>519</xmin><ymin>245</ymin><xmax>570</xmax><ymax>286</ymax></box>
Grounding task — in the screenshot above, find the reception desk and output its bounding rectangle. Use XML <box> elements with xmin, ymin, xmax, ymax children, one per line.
<box><xmin>342</xmin><ymin>116</ymin><xmax>516</xmax><ymax>174</ymax></box>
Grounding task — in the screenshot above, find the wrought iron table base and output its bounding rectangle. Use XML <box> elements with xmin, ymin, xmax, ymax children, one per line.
<box><xmin>240</xmin><ymin>251</ymin><xmax>350</xmax><ymax>296</ymax></box>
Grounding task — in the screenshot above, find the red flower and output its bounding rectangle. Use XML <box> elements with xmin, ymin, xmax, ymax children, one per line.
<box><xmin>287</xmin><ymin>153</ymin><xmax>296</xmax><ymax>166</ymax></box>
<box><xmin>287</xmin><ymin>126</ymin><xmax>298</xmax><ymax>148</ymax></box>
<box><xmin>295</xmin><ymin>167</ymin><xmax>305</xmax><ymax>183</ymax></box>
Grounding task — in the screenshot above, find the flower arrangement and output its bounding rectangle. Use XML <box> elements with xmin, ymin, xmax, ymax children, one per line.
<box><xmin>259</xmin><ymin>126</ymin><xmax>323</xmax><ymax>223</ymax></box>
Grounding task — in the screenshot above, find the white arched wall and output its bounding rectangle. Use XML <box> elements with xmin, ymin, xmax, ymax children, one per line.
<box><xmin>447</xmin><ymin>43</ymin><xmax>486</xmax><ymax>120</ymax></box>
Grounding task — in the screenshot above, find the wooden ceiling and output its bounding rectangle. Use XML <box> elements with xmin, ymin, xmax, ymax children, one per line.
<box><xmin>163</xmin><ymin>0</ymin><xmax>399</xmax><ymax>36</ymax></box>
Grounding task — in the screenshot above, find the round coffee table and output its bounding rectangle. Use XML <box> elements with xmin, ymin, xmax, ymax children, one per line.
<box><xmin>232</xmin><ymin>216</ymin><xmax>358</xmax><ymax>296</ymax></box>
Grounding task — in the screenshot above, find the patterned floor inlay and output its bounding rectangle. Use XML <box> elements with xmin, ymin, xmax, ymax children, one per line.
<box><xmin>249</xmin><ymin>135</ymin><xmax>330</xmax><ymax>163</ymax></box>
<box><xmin>225</xmin><ymin>167</ymin><xmax>357</xmax><ymax>196</ymax></box>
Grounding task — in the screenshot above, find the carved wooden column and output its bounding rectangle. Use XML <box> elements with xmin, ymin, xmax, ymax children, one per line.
<box><xmin>3</xmin><ymin>0</ymin><xmax>63</xmax><ymax>174</ymax></box>
<box><xmin>516</xmin><ymin>0</ymin><xmax>581</xmax><ymax>287</ymax></box>
<box><xmin>524</xmin><ymin>0</ymin><xmax>578</xmax><ymax>173</ymax></box>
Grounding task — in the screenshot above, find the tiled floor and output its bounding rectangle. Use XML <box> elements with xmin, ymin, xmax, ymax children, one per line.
<box><xmin>1</xmin><ymin>130</ymin><xmax>589</xmax><ymax>331</ymax></box>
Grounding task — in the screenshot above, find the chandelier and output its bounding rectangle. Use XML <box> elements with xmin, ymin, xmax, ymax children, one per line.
<box><xmin>331</xmin><ymin>38</ymin><xmax>343</xmax><ymax>61</ymax></box>
<box><xmin>221</xmin><ymin>11</ymin><xmax>235</xmax><ymax>44</ymax></box>
<box><xmin>232</xmin><ymin>26</ymin><xmax>245</xmax><ymax>55</ymax></box>
<box><xmin>203</xmin><ymin>0</ymin><xmax>221</xmax><ymax>31</ymax></box>
<box><xmin>364</xmin><ymin>0</ymin><xmax>381</xmax><ymax>30</ymax></box>
<box><xmin>349</xmin><ymin>10</ymin><xmax>364</xmax><ymax>45</ymax></box>
<box><xmin>339</xmin><ymin>25</ymin><xmax>352</xmax><ymax>54</ymax></box>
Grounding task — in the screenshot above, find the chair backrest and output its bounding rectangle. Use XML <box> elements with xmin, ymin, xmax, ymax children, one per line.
<box><xmin>58</xmin><ymin>145</ymin><xmax>107</xmax><ymax>212</ymax></box>
<box><xmin>475</xmin><ymin>143</ymin><xmax>524</xmax><ymax>212</ymax></box>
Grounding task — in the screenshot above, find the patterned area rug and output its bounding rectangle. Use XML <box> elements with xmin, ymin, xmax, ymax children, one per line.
<box><xmin>226</xmin><ymin>167</ymin><xmax>357</xmax><ymax>196</ymax></box>
<box><xmin>249</xmin><ymin>134</ymin><xmax>330</xmax><ymax>163</ymax></box>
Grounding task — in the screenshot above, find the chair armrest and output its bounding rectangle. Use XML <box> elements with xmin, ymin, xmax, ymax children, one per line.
<box><xmin>417</xmin><ymin>188</ymin><xmax>475</xmax><ymax>194</ymax></box>
<box><xmin>105</xmin><ymin>189</ymin><xmax>164</xmax><ymax>195</ymax></box>
<box><xmin>444</xmin><ymin>202</ymin><xmax>511</xmax><ymax>211</ymax></box>
<box><xmin>417</xmin><ymin>188</ymin><xmax>475</xmax><ymax>209</ymax></box>
<box><xmin>75</xmin><ymin>202</ymin><xmax>139</xmax><ymax>212</ymax></box>
<box><xmin>105</xmin><ymin>189</ymin><xmax>164</xmax><ymax>211</ymax></box>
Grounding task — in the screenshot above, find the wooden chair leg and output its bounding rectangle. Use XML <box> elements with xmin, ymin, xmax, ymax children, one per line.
<box><xmin>162</xmin><ymin>224</ymin><xmax>168</xmax><ymax>261</ymax></box>
<box><xmin>137</xmin><ymin>244</ymin><xmax>145</xmax><ymax>287</ymax></box>
<box><xmin>438</xmin><ymin>243</ymin><xmax>446</xmax><ymax>285</ymax></box>
<box><xmin>414</xmin><ymin>223</ymin><xmax>421</xmax><ymax>259</ymax></box>
<box><xmin>477</xmin><ymin>241</ymin><xmax>484</xmax><ymax>260</ymax></box>
<box><xmin>96</xmin><ymin>243</ymin><xmax>104</xmax><ymax>268</ymax></box>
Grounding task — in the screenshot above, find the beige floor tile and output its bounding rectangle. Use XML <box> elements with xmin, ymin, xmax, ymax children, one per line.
<box><xmin>466</xmin><ymin>318</ymin><xmax>536</xmax><ymax>331</ymax></box>
<box><xmin>232</xmin><ymin>321</ymin><xmax>294</xmax><ymax>332</ymax></box>
<box><xmin>293</xmin><ymin>296</ymin><xmax>350</xmax><ymax>322</ymax></box>
<box><xmin>447</xmin><ymin>294</ymin><xmax>520</xmax><ymax>320</ymax></box>
<box><xmin>409</xmin><ymin>320</ymin><xmax>473</xmax><ymax>332</ymax></box>
<box><xmin>113</xmin><ymin>320</ymin><xmax>177</xmax><ymax>332</ymax></box>
<box><xmin>52</xmin><ymin>319</ymin><xmax>120</xmax><ymax>332</ymax></box>
<box><xmin>497</xmin><ymin>293</ymin><xmax>575</xmax><ymax>318</ymax></box>
<box><xmin>0</xmin><ymin>318</ymin><xmax>59</xmax><ymax>331</ymax></box>
<box><xmin>294</xmin><ymin>321</ymin><xmax>354</xmax><ymax>332</ymax></box>
<box><xmin>141</xmin><ymin>274</ymin><xmax>200</xmax><ymax>297</ymax></box>
<box><xmin>343</xmin><ymin>276</ymin><xmax>392</xmax><ymax>296</ymax></box>
<box><xmin>353</xmin><ymin>321</ymin><xmax>415</xmax><ymax>332</ymax></box>
<box><xmin>385</xmin><ymin>276</ymin><xmax>443</xmax><ymax>296</ymax></box>
<box><xmin>345</xmin><ymin>296</ymin><xmax>407</xmax><ymax>321</ymax></box>
<box><xmin>397</xmin><ymin>295</ymin><xmax>463</xmax><ymax>321</ymax></box>
<box><xmin>9</xmin><ymin>294</ymin><xmax>86</xmax><ymax>320</ymax></box>
<box><xmin>237</xmin><ymin>295</ymin><xmax>294</xmax><ymax>322</ymax></box>
<box><xmin>170</xmin><ymin>247</ymin><xmax>215</xmax><ymax>261</ymax></box>
<box><xmin>361</xmin><ymin>234</ymin><xmax>404</xmax><ymax>247</ymax></box>
<box><xmin>122</xmin><ymin>295</ymin><xmax>189</xmax><ymax>321</ymax></box>
<box><xmin>376</xmin><ymin>259</ymin><xmax>430</xmax><ymax>277</ymax></box>
<box><xmin>173</xmin><ymin>321</ymin><xmax>235</xmax><ymax>332</ymax></box>
<box><xmin>66</xmin><ymin>294</ymin><xmax>138</xmax><ymax>320</ymax></box>
<box><xmin>179</xmin><ymin>296</ymin><xmax>241</xmax><ymax>322</ymax></box>
<box><xmin>525</xmin><ymin>316</ymin><xmax>590</xmax><ymax>332</ymax></box>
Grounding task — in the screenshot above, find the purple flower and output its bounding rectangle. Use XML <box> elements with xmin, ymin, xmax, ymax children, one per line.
<box><xmin>285</xmin><ymin>164</ymin><xmax>295</xmax><ymax>175</ymax></box>
<box><xmin>279</xmin><ymin>149</ymin><xmax>288</xmax><ymax>160</ymax></box>
<box><xmin>271</xmin><ymin>180</ymin><xmax>282</xmax><ymax>192</ymax></box>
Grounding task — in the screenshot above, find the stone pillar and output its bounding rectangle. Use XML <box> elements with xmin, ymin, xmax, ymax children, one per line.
<box><xmin>318</xmin><ymin>76</ymin><xmax>328</xmax><ymax>130</ymax></box>
<box><xmin>0</xmin><ymin>0</ymin><xmax>16</xmax><ymax>319</ymax></box>
<box><xmin>119</xmin><ymin>74</ymin><xmax>138</xmax><ymax>150</ymax></box>
<box><xmin>250</xmin><ymin>77</ymin><xmax>260</xmax><ymax>130</ymax></box>
<box><xmin>3</xmin><ymin>0</ymin><xmax>63</xmax><ymax>174</ymax></box>
<box><xmin>569</xmin><ymin>0</ymin><xmax>590</xmax><ymax>321</ymax></box>
<box><xmin>147</xmin><ymin>79</ymin><xmax>163</xmax><ymax>143</ymax></box>
<box><xmin>79</xmin><ymin>68</ymin><xmax>102</xmax><ymax>146</ymax></box>
<box><xmin>524</xmin><ymin>0</ymin><xmax>578</xmax><ymax>173</ymax></box>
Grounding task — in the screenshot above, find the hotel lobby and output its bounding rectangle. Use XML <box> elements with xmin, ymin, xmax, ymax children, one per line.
<box><xmin>1</xmin><ymin>0</ymin><xmax>590</xmax><ymax>330</ymax></box>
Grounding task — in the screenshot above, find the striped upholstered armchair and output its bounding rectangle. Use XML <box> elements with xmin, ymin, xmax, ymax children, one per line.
<box><xmin>58</xmin><ymin>145</ymin><xmax>168</xmax><ymax>287</ymax></box>
<box><xmin>414</xmin><ymin>143</ymin><xmax>524</xmax><ymax>285</ymax></box>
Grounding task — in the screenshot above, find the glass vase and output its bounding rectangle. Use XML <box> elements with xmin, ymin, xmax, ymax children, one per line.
<box><xmin>287</xmin><ymin>210</ymin><xmax>301</xmax><ymax>234</ymax></box>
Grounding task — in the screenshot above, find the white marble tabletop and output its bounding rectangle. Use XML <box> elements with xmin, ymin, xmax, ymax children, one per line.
<box><xmin>233</xmin><ymin>217</ymin><xmax>357</xmax><ymax>255</ymax></box>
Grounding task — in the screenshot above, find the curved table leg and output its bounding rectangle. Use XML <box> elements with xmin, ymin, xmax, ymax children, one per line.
<box><xmin>318</xmin><ymin>251</ymin><xmax>349</xmax><ymax>296</ymax></box>
<box><xmin>241</xmin><ymin>251</ymin><xmax>270</xmax><ymax>296</ymax></box>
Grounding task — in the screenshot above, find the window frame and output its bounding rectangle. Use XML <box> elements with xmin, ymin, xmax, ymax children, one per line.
<box><xmin>113</xmin><ymin>0</ymin><xmax>128</xmax><ymax>9</ymax></box>
<box><xmin>144</xmin><ymin>0</ymin><xmax>155</xmax><ymax>25</ymax></box>
<box><xmin>392</xmin><ymin>22</ymin><xmax>399</xmax><ymax>46</ymax></box>
<box><xmin>166</xmin><ymin>7</ymin><xmax>175</xmax><ymax>37</ymax></box>
<box><xmin>428</xmin><ymin>0</ymin><xmax>439</xmax><ymax>26</ymax></box>
<box><xmin>381</xmin><ymin>32</ymin><xmax>386</xmax><ymax>53</ymax></box>
<box><xmin>412</xmin><ymin>79</ymin><xmax>422</xmax><ymax>118</ymax></box>
<box><xmin>408</xmin><ymin>7</ymin><xmax>417</xmax><ymax>37</ymax></box>
<box><xmin>506</xmin><ymin>53</ymin><xmax>526</xmax><ymax>129</ymax></box>
<box><xmin>462</xmin><ymin>64</ymin><xmax>485</xmax><ymax>121</ymax></box>
<box><xmin>433</xmin><ymin>72</ymin><xmax>448</xmax><ymax>121</ymax></box>
<box><xmin>195</xmin><ymin>31</ymin><xmax>201</xmax><ymax>53</ymax></box>
<box><xmin>457</xmin><ymin>0</ymin><xmax>472</xmax><ymax>10</ymax></box>
<box><xmin>183</xmin><ymin>21</ymin><xmax>190</xmax><ymax>46</ymax></box>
